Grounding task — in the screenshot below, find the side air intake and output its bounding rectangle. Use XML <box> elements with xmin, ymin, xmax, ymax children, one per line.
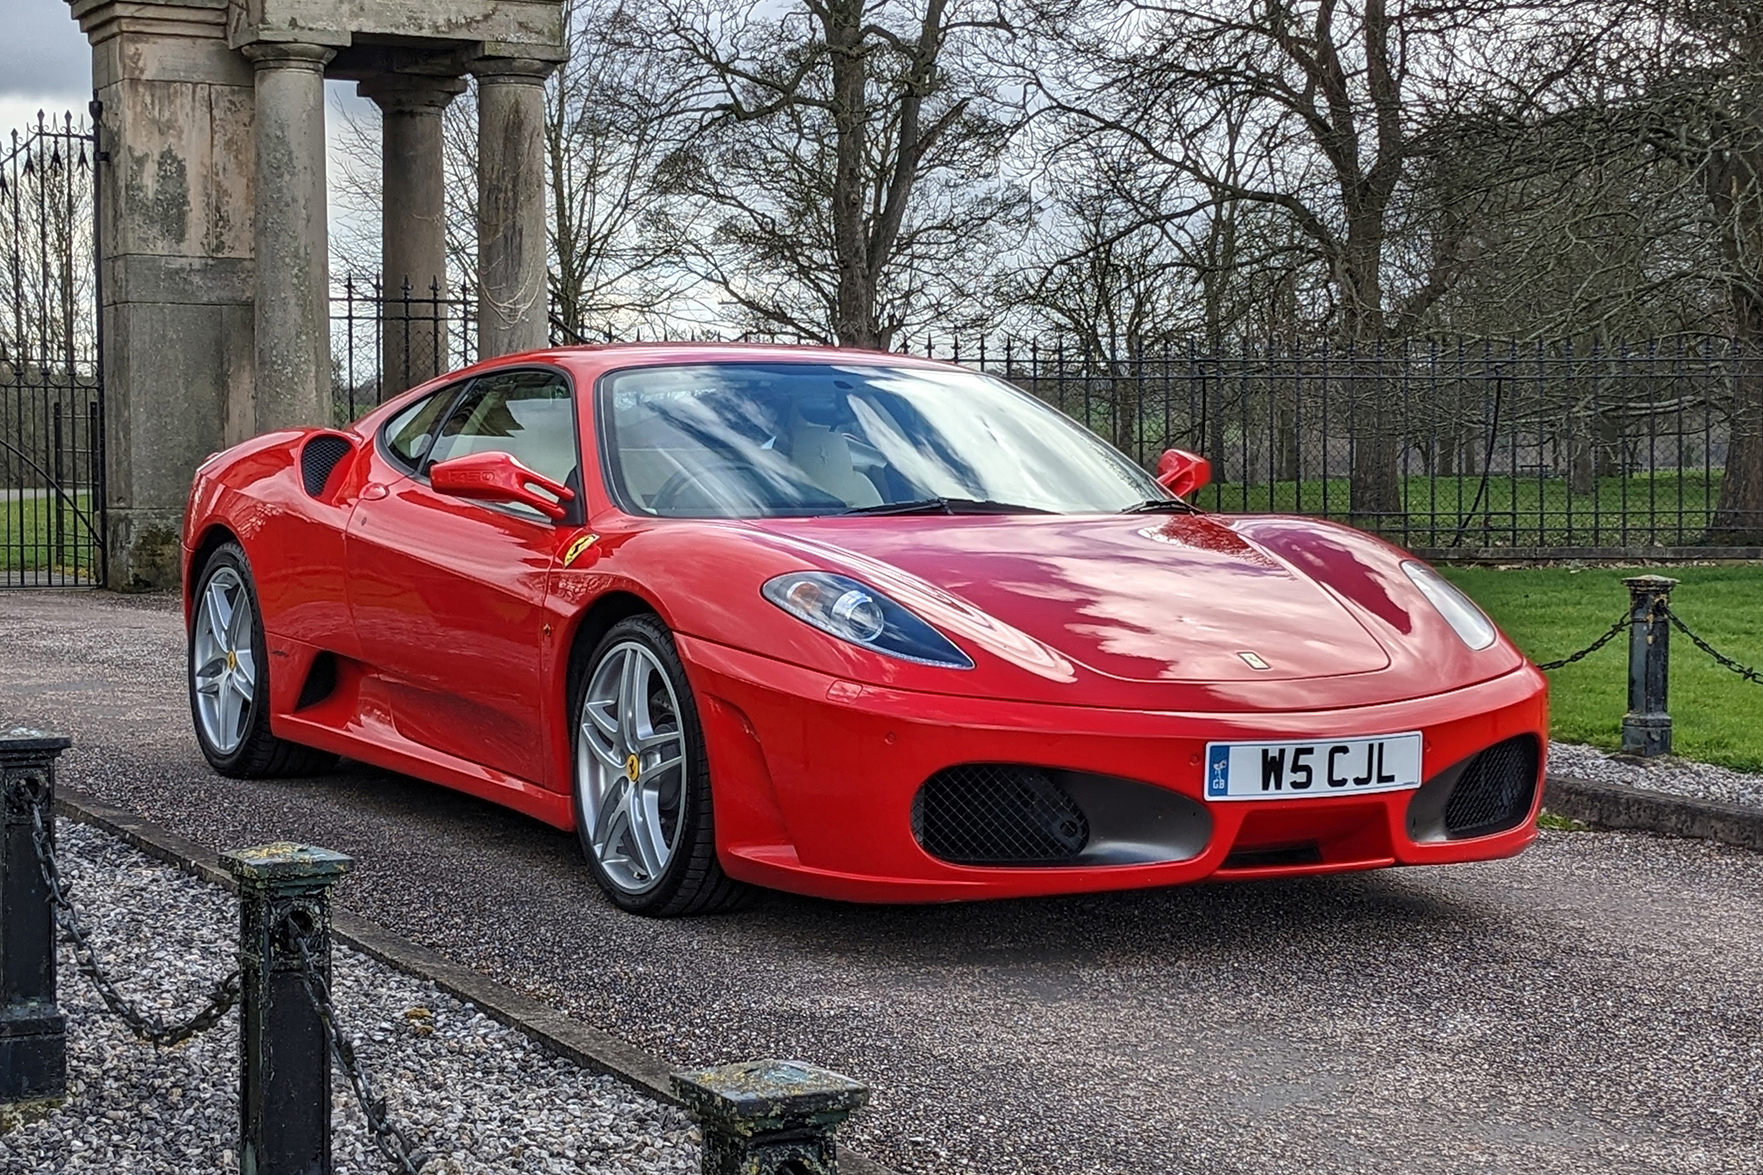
<box><xmin>1406</xmin><ymin>734</ymin><xmax>1542</xmax><ymax>843</ymax></box>
<box><xmin>300</xmin><ymin>434</ymin><xmax>354</xmax><ymax>497</ymax></box>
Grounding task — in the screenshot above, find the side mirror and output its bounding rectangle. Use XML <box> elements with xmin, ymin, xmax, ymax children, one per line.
<box><xmin>429</xmin><ymin>451</ymin><xmax>574</xmax><ymax>521</ymax></box>
<box><xmin>1155</xmin><ymin>448</ymin><xmax>1212</xmax><ymax>498</ymax></box>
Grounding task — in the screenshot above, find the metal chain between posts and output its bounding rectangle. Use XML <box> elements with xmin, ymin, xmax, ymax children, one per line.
<box><xmin>1665</xmin><ymin>605</ymin><xmax>1763</xmax><ymax>687</ymax></box>
<box><xmin>27</xmin><ymin>797</ymin><xmax>240</xmax><ymax>1047</ymax></box>
<box><xmin>286</xmin><ymin>916</ymin><xmax>429</xmax><ymax>1175</ymax></box>
<box><xmin>1533</xmin><ymin>612</ymin><xmax>1633</xmax><ymax>672</ymax></box>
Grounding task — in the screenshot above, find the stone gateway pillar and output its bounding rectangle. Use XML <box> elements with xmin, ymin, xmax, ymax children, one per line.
<box><xmin>244</xmin><ymin>41</ymin><xmax>336</xmax><ymax>431</ymax></box>
<box><xmin>471</xmin><ymin>57</ymin><xmax>556</xmax><ymax>360</ymax></box>
<box><xmin>68</xmin><ymin>0</ymin><xmax>258</xmax><ymax>588</ymax></box>
<box><xmin>65</xmin><ymin>0</ymin><xmax>565</xmax><ymax>588</ymax></box>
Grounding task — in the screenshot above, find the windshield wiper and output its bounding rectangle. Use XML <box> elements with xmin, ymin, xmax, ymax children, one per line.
<box><xmin>843</xmin><ymin>496</ymin><xmax>1052</xmax><ymax>516</ymax></box>
<box><xmin>1119</xmin><ymin>498</ymin><xmax>1198</xmax><ymax>514</ymax></box>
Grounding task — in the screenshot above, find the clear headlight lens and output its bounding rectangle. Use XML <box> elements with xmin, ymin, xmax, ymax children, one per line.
<box><xmin>762</xmin><ymin>571</ymin><xmax>973</xmax><ymax>668</ymax></box>
<box><xmin>1402</xmin><ymin>561</ymin><xmax>1498</xmax><ymax>650</ymax></box>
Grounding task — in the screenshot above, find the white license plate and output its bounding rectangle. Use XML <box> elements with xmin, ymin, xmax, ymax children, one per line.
<box><xmin>1204</xmin><ymin>733</ymin><xmax>1423</xmax><ymax>801</ymax></box>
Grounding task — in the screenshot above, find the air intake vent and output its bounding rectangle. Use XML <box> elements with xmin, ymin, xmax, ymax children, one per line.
<box><xmin>1442</xmin><ymin>734</ymin><xmax>1539</xmax><ymax>839</ymax></box>
<box><xmin>912</xmin><ymin>765</ymin><xmax>1089</xmax><ymax>866</ymax></box>
<box><xmin>300</xmin><ymin>434</ymin><xmax>353</xmax><ymax>497</ymax></box>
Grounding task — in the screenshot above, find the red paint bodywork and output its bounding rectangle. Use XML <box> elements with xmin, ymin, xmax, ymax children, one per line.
<box><xmin>182</xmin><ymin>343</ymin><xmax>1547</xmax><ymax>902</ymax></box>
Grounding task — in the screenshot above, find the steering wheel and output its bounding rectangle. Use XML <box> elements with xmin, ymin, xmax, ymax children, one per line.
<box><xmin>649</xmin><ymin>460</ymin><xmax>842</xmax><ymax>515</ymax></box>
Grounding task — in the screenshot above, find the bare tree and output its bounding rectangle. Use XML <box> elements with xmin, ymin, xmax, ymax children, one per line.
<box><xmin>1018</xmin><ymin>0</ymin><xmax>1606</xmax><ymax>517</ymax></box>
<box><xmin>646</xmin><ymin>0</ymin><xmax>1027</xmax><ymax>347</ymax></box>
<box><xmin>548</xmin><ymin>0</ymin><xmax>703</xmax><ymax>338</ymax></box>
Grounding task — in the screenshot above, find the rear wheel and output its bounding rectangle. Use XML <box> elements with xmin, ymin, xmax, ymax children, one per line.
<box><xmin>187</xmin><ymin>543</ymin><xmax>336</xmax><ymax>778</ymax></box>
<box><xmin>571</xmin><ymin>614</ymin><xmax>748</xmax><ymax>916</ymax></box>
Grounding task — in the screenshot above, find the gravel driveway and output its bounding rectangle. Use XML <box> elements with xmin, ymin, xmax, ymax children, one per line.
<box><xmin>3</xmin><ymin>590</ymin><xmax>1761</xmax><ymax>1175</ymax></box>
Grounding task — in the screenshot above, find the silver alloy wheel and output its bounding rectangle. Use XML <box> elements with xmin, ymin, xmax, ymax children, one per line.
<box><xmin>191</xmin><ymin>566</ymin><xmax>257</xmax><ymax>756</ymax></box>
<box><xmin>576</xmin><ymin>641</ymin><xmax>688</xmax><ymax>894</ymax></box>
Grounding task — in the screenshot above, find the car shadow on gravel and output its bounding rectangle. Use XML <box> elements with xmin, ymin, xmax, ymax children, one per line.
<box><xmin>104</xmin><ymin>750</ymin><xmax>1502</xmax><ymax>991</ymax></box>
<box><xmin>729</xmin><ymin>868</ymin><xmax>1493</xmax><ymax>969</ymax></box>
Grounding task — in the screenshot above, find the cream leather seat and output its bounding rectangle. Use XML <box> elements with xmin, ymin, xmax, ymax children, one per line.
<box><xmin>789</xmin><ymin>422</ymin><xmax>881</xmax><ymax>507</ymax></box>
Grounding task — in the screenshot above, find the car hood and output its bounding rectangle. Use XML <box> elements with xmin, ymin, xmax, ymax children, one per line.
<box><xmin>750</xmin><ymin>512</ymin><xmax>1392</xmax><ymax>684</ymax></box>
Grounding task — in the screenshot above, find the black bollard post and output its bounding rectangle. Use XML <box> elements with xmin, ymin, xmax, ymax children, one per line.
<box><xmin>672</xmin><ymin>1059</ymin><xmax>870</xmax><ymax>1175</ymax></box>
<box><xmin>0</xmin><ymin>729</ymin><xmax>71</xmax><ymax>1103</ymax></box>
<box><xmin>1621</xmin><ymin>575</ymin><xmax>1679</xmax><ymax>758</ymax></box>
<box><xmin>223</xmin><ymin>843</ymin><xmax>353</xmax><ymax>1175</ymax></box>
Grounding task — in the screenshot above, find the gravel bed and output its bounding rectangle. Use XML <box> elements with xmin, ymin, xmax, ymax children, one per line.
<box><xmin>0</xmin><ymin>822</ymin><xmax>699</xmax><ymax>1174</ymax></box>
<box><xmin>1550</xmin><ymin>741</ymin><xmax>1763</xmax><ymax>809</ymax></box>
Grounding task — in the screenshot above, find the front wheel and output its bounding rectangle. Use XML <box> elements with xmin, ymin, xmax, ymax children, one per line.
<box><xmin>187</xmin><ymin>543</ymin><xmax>336</xmax><ymax>778</ymax></box>
<box><xmin>571</xmin><ymin>615</ymin><xmax>748</xmax><ymax>916</ymax></box>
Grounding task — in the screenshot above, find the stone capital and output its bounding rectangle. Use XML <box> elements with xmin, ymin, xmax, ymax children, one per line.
<box><xmin>466</xmin><ymin>55</ymin><xmax>559</xmax><ymax>84</ymax></box>
<box><xmin>358</xmin><ymin>72</ymin><xmax>469</xmax><ymax>115</ymax></box>
<box><xmin>240</xmin><ymin>40</ymin><xmax>337</xmax><ymax>71</ymax></box>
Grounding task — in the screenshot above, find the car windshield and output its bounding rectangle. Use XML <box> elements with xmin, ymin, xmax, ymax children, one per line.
<box><xmin>600</xmin><ymin>362</ymin><xmax>1165</xmax><ymax>518</ymax></box>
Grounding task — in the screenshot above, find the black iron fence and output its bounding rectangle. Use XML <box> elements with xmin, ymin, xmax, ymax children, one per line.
<box><xmin>331</xmin><ymin>275</ymin><xmax>478</xmax><ymax>422</ymax></box>
<box><xmin>1</xmin><ymin>110</ymin><xmax>104</xmax><ymax>587</ymax></box>
<box><xmin>915</xmin><ymin>335</ymin><xmax>1759</xmax><ymax>558</ymax></box>
<box><xmin>330</xmin><ymin>277</ymin><xmax>1763</xmax><ymax>558</ymax></box>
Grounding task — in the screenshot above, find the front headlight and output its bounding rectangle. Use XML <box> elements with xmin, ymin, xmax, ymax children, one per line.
<box><xmin>1402</xmin><ymin>561</ymin><xmax>1497</xmax><ymax>650</ymax></box>
<box><xmin>762</xmin><ymin>571</ymin><xmax>974</xmax><ymax>669</ymax></box>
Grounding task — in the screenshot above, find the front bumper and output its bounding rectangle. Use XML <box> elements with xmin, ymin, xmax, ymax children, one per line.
<box><xmin>679</xmin><ymin>636</ymin><xmax>1548</xmax><ymax>903</ymax></box>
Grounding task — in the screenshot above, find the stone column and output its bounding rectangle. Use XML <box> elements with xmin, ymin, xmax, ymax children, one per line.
<box><xmin>469</xmin><ymin>57</ymin><xmax>554</xmax><ymax>359</ymax></box>
<box><xmin>360</xmin><ymin>74</ymin><xmax>465</xmax><ymax>394</ymax></box>
<box><xmin>244</xmin><ymin>41</ymin><xmax>335</xmax><ymax>431</ymax></box>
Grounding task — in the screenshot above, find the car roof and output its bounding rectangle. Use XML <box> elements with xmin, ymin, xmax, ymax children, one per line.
<box><xmin>477</xmin><ymin>341</ymin><xmax>973</xmax><ymax>379</ymax></box>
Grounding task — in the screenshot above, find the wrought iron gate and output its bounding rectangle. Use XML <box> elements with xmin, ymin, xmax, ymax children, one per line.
<box><xmin>1</xmin><ymin>108</ymin><xmax>104</xmax><ymax>587</ymax></box>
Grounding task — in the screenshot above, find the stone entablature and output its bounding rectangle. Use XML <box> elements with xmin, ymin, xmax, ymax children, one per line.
<box><xmin>225</xmin><ymin>0</ymin><xmax>562</xmax><ymax>51</ymax></box>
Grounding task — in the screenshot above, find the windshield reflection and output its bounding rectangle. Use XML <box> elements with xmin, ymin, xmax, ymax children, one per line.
<box><xmin>599</xmin><ymin>362</ymin><xmax>1164</xmax><ymax>517</ymax></box>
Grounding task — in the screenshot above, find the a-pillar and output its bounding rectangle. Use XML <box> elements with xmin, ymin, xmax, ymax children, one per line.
<box><xmin>243</xmin><ymin>41</ymin><xmax>335</xmax><ymax>430</ymax></box>
<box><xmin>360</xmin><ymin>74</ymin><xmax>466</xmax><ymax>394</ymax></box>
<box><xmin>469</xmin><ymin>56</ymin><xmax>556</xmax><ymax>359</ymax></box>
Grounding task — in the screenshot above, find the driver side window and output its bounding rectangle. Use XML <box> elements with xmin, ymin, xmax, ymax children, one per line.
<box><xmin>382</xmin><ymin>381</ymin><xmax>466</xmax><ymax>471</ymax></box>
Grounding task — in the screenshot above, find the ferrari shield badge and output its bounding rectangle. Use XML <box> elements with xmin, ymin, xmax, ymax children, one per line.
<box><xmin>562</xmin><ymin>532</ymin><xmax>600</xmax><ymax>567</ymax></box>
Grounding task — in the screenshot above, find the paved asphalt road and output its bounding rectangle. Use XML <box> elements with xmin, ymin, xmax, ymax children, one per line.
<box><xmin>3</xmin><ymin>590</ymin><xmax>1760</xmax><ymax>1174</ymax></box>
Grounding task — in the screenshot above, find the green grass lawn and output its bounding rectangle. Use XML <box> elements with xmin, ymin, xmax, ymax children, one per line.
<box><xmin>0</xmin><ymin>491</ymin><xmax>98</xmax><ymax>576</ymax></box>
<box><xmin>1195</xmin><ymin>471</ymin><xmax>1724</xmax><ymax>547</ymax></box>
<box><xmin>1439</xmin><ymin>563</ymin><xmax>1763</xmax><ymax>772</ymax></box>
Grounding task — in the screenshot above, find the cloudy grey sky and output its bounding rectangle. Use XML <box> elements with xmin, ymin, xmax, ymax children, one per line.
<box><xmin>2</xmin><ymin>0</ymin><xmax>93</xmax><ymax>130</ymax></box>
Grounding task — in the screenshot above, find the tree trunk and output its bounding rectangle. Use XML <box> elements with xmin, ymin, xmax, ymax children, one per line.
<box><xmin>825</xmin><ymin>0</ymin><xmax>877</xmax><ymax>349</ymax></box>
<box><xmin>1713</xmin><ymin>319</ymin><xmax>1763</xmax><ymax>542</ymax></box>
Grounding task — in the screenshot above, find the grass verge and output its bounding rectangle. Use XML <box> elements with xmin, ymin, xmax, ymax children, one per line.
<box><xmin>0</xmin><ymin>491</ymin><xmax>96</xmax><ymax>575</ymax></box>
<box><xmin>1439</xmin><ymin>563</ymin><xmax>1763</xmax><ymax>773</ymax></box>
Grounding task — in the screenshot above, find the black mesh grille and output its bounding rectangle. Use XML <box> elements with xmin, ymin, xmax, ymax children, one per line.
<box><xmin>912</xmin><ymin>765</ymin><xmax>1090</xmax><ymax>866</ymax></box>
<box><xmin>1443</xmin><ymin>735</ymin><xmax>1540</xmax><ymax>839</ymax></box>
<box><xmin>300</xmin><ymin>434</ymin><xmax>353</xmax><ymax>497</ymax></box>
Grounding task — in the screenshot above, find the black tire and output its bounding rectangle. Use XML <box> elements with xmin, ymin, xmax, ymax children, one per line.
<box><xmin>569</xmin><ymin>614</ymin><xmax>750</xmax><ymax>916</ymax></box>
<box><xmin>187</xmin><ymin>542</ymin><xmax>337</xmax><ymax>779</ymax></box>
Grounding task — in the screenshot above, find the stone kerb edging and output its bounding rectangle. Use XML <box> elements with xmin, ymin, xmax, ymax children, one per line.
<box><xmin>1544</xmin><ymin>775</ymin><xmax>1763</xmax><ymax>852</ymax></box>
<box><xmin>52</xmin><ymin>785</ymin><xmax>900</xmax><ymax>1175</ymax></box>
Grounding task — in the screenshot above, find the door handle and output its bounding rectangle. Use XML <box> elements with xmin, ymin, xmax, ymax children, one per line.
<box><xmin>361</xmin><ymin>482</ymin><xmax>388</xmax><ymax>500</ymax></box>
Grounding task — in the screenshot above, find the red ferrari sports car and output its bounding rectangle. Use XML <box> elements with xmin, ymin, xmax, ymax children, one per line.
<box><xmin>183</xmin><ymin>343</ymin><xmax>1546</xmax><ymax>915</ymax></box>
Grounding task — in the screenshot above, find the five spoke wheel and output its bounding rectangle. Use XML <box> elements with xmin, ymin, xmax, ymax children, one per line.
<box><xmin>192</xmin><ymin>566</ymin><xmax>257</xmax><ymax>755</ymax></box>
<box><xmin>576</xmin><ymin>640</ymin><xmax>687</xmax><ymax>895</ymax></box>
